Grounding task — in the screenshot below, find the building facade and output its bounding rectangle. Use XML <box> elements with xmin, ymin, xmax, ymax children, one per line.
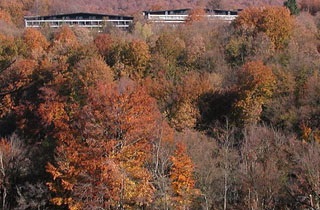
<box><xmin>24</xmin><ymin>9</ymin><xmax>241</xmax><ymax>29</ymax></box>
<box><xmin>142</xmin><ymin>8</ymin><xmax>240</xmax><ymax>23</ymax></box>
<box><xmin>24</xmin><ymin>13</ymin><xmax>133</xmax><ymax>29</ymax></box>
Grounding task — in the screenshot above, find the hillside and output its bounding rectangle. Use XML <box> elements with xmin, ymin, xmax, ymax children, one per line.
<box><xmin>2</xmin><ymin>0</ymin><xmax>320</xmax><ymax>209</ymax></box>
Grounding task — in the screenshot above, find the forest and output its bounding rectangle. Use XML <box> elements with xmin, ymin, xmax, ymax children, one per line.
<box><xmin>1</xmin><ymin>0</ymin><xmax>320</xmax><ymax>209</ymax></box>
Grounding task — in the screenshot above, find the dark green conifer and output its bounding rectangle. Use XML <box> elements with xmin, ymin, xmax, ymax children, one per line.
<box><xmin>284</xmin><ymin>0</ymin><xmax>300</xmax><ymax>15</ymax></box>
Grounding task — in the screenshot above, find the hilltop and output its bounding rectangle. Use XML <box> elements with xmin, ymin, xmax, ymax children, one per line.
<box><xmin>2</xmin><ymin>0</ymin><xmax>284</xmax><ymax>17</ymax></box>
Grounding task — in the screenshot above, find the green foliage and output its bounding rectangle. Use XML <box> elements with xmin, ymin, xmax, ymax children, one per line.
<box><xmin>284</xmin><ymin>0</ymin><xmax>300</xmax><ymax>15</ymax></box>
<box><xmin>225</xmin><ymin>36</ymin><xmax>249</xmax><ymax>67</ymax></box>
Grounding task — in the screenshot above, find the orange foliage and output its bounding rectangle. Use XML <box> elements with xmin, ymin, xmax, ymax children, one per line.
<box><xmin>23</xmin><ymin>28</ymin><xmax>49</xmax><ymax>52</ymax></box>
<box><xmin>0</xmin><ymin>59</ymin><xmax>37</xmax><ymax>97</ymax></box>
<box><xmin>93</xmin><ymin>33</ymin><xmax>114</xmax><ymax>57</ymax></box>
<box><xmin>234</xmin><ymin>6</ymin><xmax>294</xmax><ymax>49</ymax></box>
<box><xmin>0</xmin><ymin>0</ymin><xmax>24</xmax><ymax>26</ymax></box>
<box><xmin>0</xmin><ymin>9</ymin><xmax>12</xmax><ymax>24</ymax></box>
<box><xmin>234</xmin><ymin>61</ymin><xmax>275</xmax><ymax>125</ymax></box>
<box><xmin>46</xmin><ymin>80</ymin><xmax>163</xmax><ymax>209</ymax></box>
<box><xmin>170</xmin><ymin>142</ymin><xmax>199</xmax><ymax>209</ymax></box>
<box><xmin>186</xmin><ymin>8</ymin><xmax>206</xmax><ymax>23</ymax></box>
<box><xmin>53</xmin><ymin>26</ymin><xmax>79</xmax><ymax>48</ymax></box>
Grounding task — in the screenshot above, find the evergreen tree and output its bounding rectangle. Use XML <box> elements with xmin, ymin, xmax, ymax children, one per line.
<box><xmin>284</xmin><ymin>0</ymin><xmax>300</xmax><ymax>15</ymax></box>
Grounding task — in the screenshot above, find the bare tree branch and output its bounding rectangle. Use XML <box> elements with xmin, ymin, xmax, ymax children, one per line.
<box><xmin>0</xmin><ymin>59</ymin><xmax>16</xmax><ymax>74</ymax></box>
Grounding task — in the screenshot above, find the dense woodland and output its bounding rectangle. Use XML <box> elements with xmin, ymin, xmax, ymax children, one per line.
<box><xmin>1</xmin><ymin>0</ymin><xmax>320</xmax><ymax>209</ymax></box>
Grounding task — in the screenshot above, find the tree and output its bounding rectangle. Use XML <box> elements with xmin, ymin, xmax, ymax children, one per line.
<box><xmin>52</xmin><ymin>25</ymin><xmax>79</xmax><ymax>49</ymax></box>
<box><xmin>0</xmin><ymin>134</ymin><xmax>28</xmax><ymax>209</ymax></box>
<box><xmin>23</xmin><ymin>28</ymin><xmax>49</xmax><ymax>57</ymax></box>
<box><xmin>186</xmin><ymin>8</ymin><xmax>205</xmax><ymax>24</ymax></box>
<box><xmin>0</xmin><ymin>9</ymin><xmax>12</xmax><ymax>24</ymax></box>
<box><xmin>284</xmin><ymin>0</ymin><xmax>300</xmax><ymax>15</ymax></box>
<box><xmin>46</xmin><ymin>80</ymin><xmax>164</xmax><ymax>209</ymax></box>
<box><xmin>146</xmin><ymin>71</ymin><xmax>212</xmax><ymax>131</ymax></box>
<box><xmin>184</xmin><ymin>33</ymin><xmax>206</xmax><ymax>68</ymax></box>
<box><xmin>170</xmin><ymin>142</ymin><xmax>199</xmax><ymax>209</ymax></box>
<box><xmin>289</xmin><ymin>142</ymin><xmax>320</xmax><ymax>208</ymax></box>
<box><xmin>154</xmin><ymin>32</ymin><xmax>186</xmax><ymax>66</ymax></box>
<box><xmin>121</xmin><ymin>39</ymin><xmax>151</xmax><ymax>79</ymax></box>
<box><xmin>93</xmin><ymin>33</ymin><xmax>114</xmax><ymax>59</ymax></box>
<box><xmin>234</xmin><ymin>6</ymin><xmax>294</xmax><ymax>50</ymax></box>
<box><xmin>0</xmin><ymin>58</ymin><xmax>37</xmax><ymax>99</ymax></box>
<box><xmin>0</xmin><ymin>0</ymin><xmax>24</xmax><ymax>26</ymax></box>
<box><xmin>233</xmin><ymin>61</ymin><xmax>275</xmax><ymax>125</ymax></box>
<box><xmin>240</xmin><ymin>125</ymin><xmax>295</xmax><ymax>209</ymax></box>
<box><xmin>0</xmin><ymin>34</ymin><xmax>19</xmax><ymax>71</ymax></box>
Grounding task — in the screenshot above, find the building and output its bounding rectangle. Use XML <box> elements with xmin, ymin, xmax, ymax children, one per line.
<box><xmin>24</xmin><ymin>12</ymin><xmax>133</xmax><ymax>29</ymax></box>
<box><xmin>142</xmin><ymin>9</ymin><xmax>190</xmax><ymax>23</ymax></box>
<box><xmin>143</xmin><ymin>8</ymin><xmax>240</xmax><ymax>23</ymax></box>
<box><xmin>205</xmin><ymin>9</ymin><xmax>241</xmax><ymax>22</ymax></box>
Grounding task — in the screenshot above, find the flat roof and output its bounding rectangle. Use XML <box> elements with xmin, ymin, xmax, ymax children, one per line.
<box><xmin>24</xmin><ymin>12</ymin><xmax>133</xmax><ymax>20</ymax></box>
<box><xmin>143</xmin><ymin>8</ymin><xmax>191</xmax><ymax>13</ymax></box>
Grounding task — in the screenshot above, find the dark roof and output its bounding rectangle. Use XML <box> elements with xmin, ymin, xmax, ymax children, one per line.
<box><xmin>204</xmin><ymin>9</ymin><xmax>240</xmax><ymax>15</ymax></box>
<box><xmin>142</xmin><ymin>8</ymin><xmax>242</xmax><ymax>16</ymax></box>
<box><xmin>143</xmin><ymin>8</ymin><xmax>191</xmax><ymax>13</ymax></box>
<box><xmin>24</xmin><ymin>12</ymin><xmax>133</xmax><ymax>20</ymax></box>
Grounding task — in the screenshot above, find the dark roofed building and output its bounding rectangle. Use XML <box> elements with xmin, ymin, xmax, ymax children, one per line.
<box><xmin>142</xmin><ymin>9</ymin><xmax>190</xmax><ymax>23</ymax></box>
<box><xmin>24</xmin><ymin>12</ymin><xmax>133</xmax><ymax>29</ymax></box>
<box><xmin>143</xmin><ymin>8</ymin><xmax>240</xmax><ymax>23</ymax></box>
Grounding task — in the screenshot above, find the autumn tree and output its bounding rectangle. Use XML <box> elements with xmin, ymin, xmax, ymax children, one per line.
<box><xmin>22</xmin><ymin>28</ymin><xmax>49</xmax><ymax>59</ymax></box>
<box><xmin>150</xmin><ymin>121</ymin><xmax>176</xmax><ymax>209</ymax></box>
<box><xmin>102</xmin><ymin>38</ymin><xmax>151</xmax><ymax>80</ymax></box>
<box><xmin>233</xmin><ymin>61</ymin><xmax>275</xmax><ymax>125</ymax></box>
<box><xmin>170</xmin><ymin>142</ymin><xmax>199</xmax><ymax>209</ymax></box>
<box><xmin>118</xmin><ymin>39</ymin><xmax>151</xmax><ymax>79</ymax></box>
<box><xmin>153</xmin><ymin>31</ymin><xmax>186</xmax><ymax>75</ymax></box>
<box><xmin>0</xmin><ymin>58</ymin><xmax>37</xmax><ymax>125</ymax></box>
<box><xmin>184</xmin><ymin>33</ymin><xmax>206</xmax><ymax>68</ymax></box>
<box><xmin>0</xmin><ymin>34</ymin><xmax>19</xmax><ymax>71</ymax></box>
<box><xmin>0</xmin><ymin>0</ymin><xmax>24</xmax><ymax>26</ymax></box>
<box><xmin>0</xmin><ymin>9</ymin><xmax>12</xmax><ymax>24</ymax></box>
<box><xmin>233</xmin><ymin>6</ymin><xmax>294</xmax><ymax>50</ymax></box>
<box><xmin>52</xmin><ymin>25</ymin><xmax>79</xmax><ymax>50</ymax></box>
<box><xmin>93</xmin><ymin>33</ymin><xmax>114</xmax><ymax>59</ymax></box>
<box><xmin>133</xmin><ymin>21</ymin><xmax>153</xmax><ymax>40</ymax></box>
<box><xmin>147</xmin><ymin>70</ymin><xmax>213</xmax><ymax>131</ymax></box>
<box><xmin>46</xmin><ymin>80</ymin><xmax>164</xmax><ymax>209</ymax></box>
<box><xmin>186</xmin><ymin>8</ymin><xmax>205</xmax><ymax>24</ymax></box>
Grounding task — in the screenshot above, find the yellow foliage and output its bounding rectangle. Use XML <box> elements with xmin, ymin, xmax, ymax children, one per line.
<box><xmin>170</xmin><ymin>142</ymin><xmax>198</xmax><ymax>209</ymax></box>
<box><xmin>235</xmin><ymin>6</ymin><xmax>294</xmax><ymax>49</ymax></box>
<box><xmin>234</xmin><ymin>61</ymin><xmax>276</xmax><ymax>125</ymax></box>
<box><xmin>51</xmin><ymin>197</ymin><xmax>64</xmax><ymax>206</ymax></box>
<box><xmin>46</xmin><ymin>163</ymin><xmax>61</xmax><ymax>180</ymax></box>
